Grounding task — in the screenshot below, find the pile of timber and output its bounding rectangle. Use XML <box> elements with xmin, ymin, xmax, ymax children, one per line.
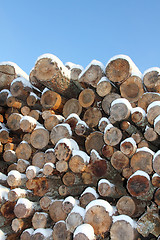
<box><xmin>0</xmin><ymin>54</ymin><xmax>160</xmax><ymax>240</ymax></box>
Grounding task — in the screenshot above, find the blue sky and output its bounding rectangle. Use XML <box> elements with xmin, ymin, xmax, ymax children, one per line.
<box><xmin>1</xmin><ymin>0</ymin><xmax>160</xmax><ymax>75</ymax></box>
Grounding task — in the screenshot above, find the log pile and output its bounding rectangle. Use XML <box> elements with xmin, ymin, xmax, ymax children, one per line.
<box><xmin>0</xmin><ymin>54</ymin><xmax>160</xmax><ymax>239</ymax></box>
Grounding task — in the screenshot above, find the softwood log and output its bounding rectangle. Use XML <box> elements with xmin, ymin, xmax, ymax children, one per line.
<box><xmin>79</xmin><ymin>187</ymin><xmax>98</xmax><ymax>208</ymax></box>
<box><xmin>96</xmin><ymin>76</ymin><xmax>115</xmax><ymax>97</ymax></box>
<box><xmin>78</xmin><ymin>88</ymin><xmax>96</xmax><ymax>108</ymax></box>
<box><xmin>21</xmin><ymin>106</ymin><xmax>31</xmax><ymax>116</ymax></box>
<box><xmin>26</xmin><ymin>166</ymin><xmax>41</xmax><ymax>180</ymax></box>
<box><xmin>44</xmin><ymin>114</ymin><xmax>64</xmax><ymax>131</ymax></box>
<box><xmin>73</xmin><ymin>223</ymin><xmax>95</xmax><ymax>240</ymax></box>
<box><xmin>7</xmin><ymin>170</ymin><xmax>27</xmax><ymax>187</ymax></box>
<box><xmin>98</xmin><ymin>117</ymin><xmax>110</xmax><ymax>133</ymax></box>
<box><xmin>63</xmin><ymin>98</ymin><xmax>82</xmax><ymax>118</ymax></box>
<box><xmin>34</xmin><ymin>54</ymin><xmax>82</xmax><ymax>98</ymax></box>
<box><xmin>17</xmin><ymin>159</ymin><xmax>30</xmax><ymax>173</ymax></box>
<box><xmin>12</xmin><ymin>218</ymin><xmax>31</xmax><ymax>233</ymax></box>
<box><xmin>52</xmin><ymin>220</ymin><xmax>72</xmax><ymax>240</ymax></box>
<box><xmin>85</xmin><ymin>131</ymin><xmax>104</xmax><ymax>155</ymax></box>
<box><xmin>7</xmin><ymin>95</ymin><xmax>23</xmax><ymax>109</ymax></box>
<box><xmin>49</xmin><ymin>200</ymin><xmax>67</xmax><ymax>222</ymax></box>
<box><xmin>138</xmin><ymin>92</ymin><xmax>160</xmax><ymax>112</ymax></box>
<box><xmin>7</xmin><ymin>113</ymin><xmax>23</xmax><ymax>131</ymax></box>
<box><xmin>104</xmin><ymin>124</ymin><xmax>122</xmax><ymax>146</ymax></box>
<box><xmin>32</xmin><ymin>151</ymin><xmax>45</xmax><ymax>168</ymax></box>
<box><xmin>0</xmin><ymin>123</ymin><xmax>10</xmax><ymax>144</ymax></box>
<box><xmin>153</xmin><ymin>151</ymin><xmax>160</xmax><ymax>175</ymax></box>
<box><xmin>110</xmin><ymin>215</ymin><xmax>138</xmax><ymax>240</ymax></box>
<box><xmin>20</xmin><ymin>228</ymin><xmax>34</xmax><ymax>240</ymax></box>
<box><xmin>154</xmin><ymin>187</ymin><xmax>160</xmax><ymax>206</ymax></box>
<box><xmin>152</xmin><ymin>173</ymin><xmax>160</xmax><ymax>188</ymax></box>
<box><xmin>147</xmin><ymin>101</ymin><xmax>160</xmax><ymax>125</ymax></box>
<box><xmin>27</xmin><ymin>92</ymin><xmax>40</xmax><ymax>107</ymax></box>
<box><xmin>30</xmin><ymin>125</ymin><xmax>49</xmax><ymax>149</ymax></box>
<box><xmin>102</xmin><ymin>92</ymin><xmax>121</xmax><ymax>115</ymax></box>
<box><xmin>83</xmin><ymin>107</ymin><xmax>102</xmax><ymax>128</ymax></box>
<box><xmin>62</xmin><ymin>196</ymin><xmax>77</xmax><ymax>214</ymax></box>
<box><xmin>31</xmin><ymin>228</ymin><xmax>53</xmax><ymax>240</ymax></box>
<box><xmin>16</xmin><ymin>141</ymin><xmax>32</xmax><ymax>160</ymax></box>
<box><xmin>75</xmin><ymin>120</ymin><xmax>91</xmax><ymax>137</ymax></box>
<box><xmin>120</xmin><ymin>137</ymin><xmax>137</xmax><ymax>157</ymax></box>
<box><xmin>143</xmin><ymin>67</ymin><xmax>160</xmax><ymax>92</ymax></box>
<box><xmin>28</xmin><ymin>109</ymin><xmax>42</xmax><ymax>121</ymax></box>
<box><xmin>154</xmin><ymin>115</ymin><xmax>160</xmax><ymax>135</ymax></box>
<box><xmin>8</xmin><ymin>188</ymin><xmax>32</xmax><ymax>202</ymax></box>
<box><xmin>10</xmin><ymin>77</ymin><xmax>33</xmax><ymax>100</ymax></box>
<box><xmin>3</xmin><ymin>150</ymin><xmax>17</xmax><ymax>163</ymax></box>
<box><xmin>78</xmin><ymin>60</ymin><xmax>105</xmax><ymax>88</ymax></box>
<box><xmin>50</xmin><ymin>123</ymin><xmax>72</xmax><ymax>145</ymax></box>
<box><xmin>43</xmin><ymin>162</ymin><xmax>56</xmax><ymax>175</ymax></box>
<box><xmin>64</xmin><ymin>113</ymin><xmax>81</xmax><ymax>131</ymax></box>
<box><xmin>1</xmin><ymin>201</ymin><xmax>16</xmax><ymax>219</ymax></box>
<box><xmin>32</xmin><ymin>212</ymin><xmax>49</xmax><ymax>229</ymax></box>
<box><xmin>20</xmin><ymin>116</ymin><xmax>37</xmax><ymax>133</ymax></box>
<box><xmin>69</xmin><ymin>150</ymin><xmax>89</xmax><ymax>173</ymax></box>
<box><xmin>40</xmin><ymin>196</ymin><xmax>53</xmax><ymax>211</ymax></box>
<box><xmin>0</xmin><ymin>89</ymin><xmax>11</xmax><ymax>106</ymax></box>
<box><xmin>58</xmin><ymin>184</ymin><xmax>88</xmax><ymax>197</ymax></box>
<box><xmin>131</xmin><ymin>107</ymin><xmax>147</xmax><ymax>128</ymax></box>
<box><xmin>14</xmin><ymin>198</ymin><xmax>39</xmax><ymax>219</ymax></box>
<box><xmin>111</xmin><ymin>151</ymin><xmax>129</xmax><ymax>172</ymax></box>
<box><xmin>144</xmin><ymin>126</ymin><xmax>159</xmax><ymax>144</ymax></box>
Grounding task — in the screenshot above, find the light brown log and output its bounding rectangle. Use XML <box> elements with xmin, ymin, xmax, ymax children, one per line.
<box><xmin>30</xmin><ymin>126</ymin><xmax>49</xmax><ymax>149</ymax></box>
<box><xmin>16</xmin><ymin>141</ymin><xmax>32</xmax><ymax>160</ymax></box>
<box><xmin>62</xmin><ymin>196</ymin><xmax>77</xmax><ymax>214</ymax></box>
<box><xmin>52</xmin><ymin>220</ymin><xmax>72</xmax><ymax>240</ymax></box>
<box><xmin>121</xmin><ymin>167</ymin><xmax>134</xmax><ymax>179</ymax></box>
<box><xmin>98</xmin><ymin>117</ymin><xmax>110</xmax><ymax>133</ymax></box>
<box><xmin>7</xmin><ymin>163</ymin><xmax>18</xmax><ymax>173</ymax></box>
<box><xmin>34</xmin><ymin>54</ymin><xmax>82</xmax><ymax>98</ymax></box>
<box><xmin>101</xmin><ymin>144</ymin><xmax>115</xmax><ymax>159</ymax></box>
<box><xmin>56</xmin><ymin>161</ymin><xmax>68</xmax><ymax>173</ymax></box>
<box><xmin>63</xmin><ymin>98</ymin><xmax>82</xmax><ymax>118</ymax></box>
<box><xmin>147</xmin><ymin>103</ymin><xmax>160</xmax><ymax>125</ymax></box>
<box><xmin>78</xmin><ymin>60</ymin><xmax>105</xmax><ymax>88</ymax></box>
<box><xmin>1</xmin><ymin>201</ymin><xmax>16</xmax><ymax>219</ymax></box>
<box><xmin>32</xmin><ymin>212</ymin><xmax>49</xmax><ymax>229</ymax></box>
<box><xmin>14</xmin><ymin>198</ymin><xmax>39</xmax><ymax>219</ymax></box>
<box><xmin>62</xmin><ymin>171</ymin><xmax>76</xmax><ymax>186</ymax></box>
<box><xmin>116</xmin><ymin>196</ymin><xmax>147</xmax><ymax>218</ymax></box>
<box><xmin>7</xmin><ymin>95</ymin><xmax>23</xmax><ymax>108</ymax></box>
<box><xmin>21</xmin><ymin>106</ymin><xmax>30</xmax><ymax>116</ymax></box>
<box><xmin>40</xmin><ymin>196</ymin><xmax>53</xmax><ymax>211</ymax></box>
<box><xmin>44</xmin><ymin>148</ymin><xmax>56</xmax><ymax>164</ymax></box>
<box><xmin>29</xmin><ymin>67</ymin><xmax>45</xmax><ymax>90</ymax></box>
<box><xmin>49</xmin><ymin>200</ymin><xmax>67</xmax><ymax>222</ymax></box>
<box><xmin>3</xmin><ymin>150</ymin><xmax>17</xmax><ymax>163</ymax></box>
<box><xmin>85</xmin><ymin>131</ymin><xmax>104</xmax><ymax>155</ymax></box>
<box><xmin>110</xmin><ymin>215</ymin><xmax>138</xmax><ymax>240</ymax></box>
<box><xmin>28</xmin><ymin>109</ymin><xmax>41</xmax><ymax>121</ymax></box>
<box><xmin>127</xmin><ymin>170</ymin><xmax>151</xmax><ymax>198</ymax></box>
<box><xmin>109</xmin><ymin>98</ymin><xmax>132</xmax><ymax>123</ymax></box>
<box><xmin>42</xmin><ymin>109</ymin><xmax>56</xmax><ymax>120</ymax></box>
<box><xmin>81</xmin><ymin>172</ymin><xmax>94</xmax><ymax>185</ymax></box>
<box><xmin>84</xmin><ymin>199</ymin><xmax>113</xmax><ymax>236</ymax></box>
<box><xmin>120</xmin><ymin>137</ymin><xmax>137</xmax><ymax>157</ymax></box>
<box><xmin>50</xmin><ymin>123</ymin><xmax>72</xmax><ymax>145</ymax></box>
<box><xmin>131</xmin><ymin>133</ymin><xmax>142</xmax><ymax>144</ymax></box>
<box><xmin>20</xmin><ymin>116</ymin><xmax>37</xmax><ymax>133</ymax></box>
<box><xmin>20</xmin><ymin>228</ymin><xmax>34</xmax><ymax>240</ymax></box>
<box><xmin>66</xmin><ymin>205</ymin><xmax>85</xmax><ymax>233</ymax></box>
<box><xmin>120</xmin><ymin>121</ymin><xmax>142</xmax><ymax>141</ymax></box>
<box><xmin>7</xmin><ymin>113</ymin><xmax>23</xmax><ymax>131</ymax></box>
<box><xmin>0</xmin><ymin>89</ymin><xmax>11</xmax><ymax>106</ymax></box>
<box><xmin>130</xmin><ymin>148</ymin><xmax>154</xmax><ymax>175</ymax></box>
<box><xmin>69</xmin><ymin>150</ymin><xmax>89</xmax><ymax>173</ymax></box>
<box><xmin>137</xmin><ymin>207</ymin><xmax>160</xmax><ymax>237</ymax></box>
<box><xmin>5</xmin><ymin>107</ymin><xmax>19</xmax><ymax>121</ymax></box>
<box><xmin>4</xmin><ymin>142</ymin><xmax>16</xmax><ymax>151</ymax></box>
<box><xmin>96</xmin><ymin>77</ymin><xmax>114</xmax><ymax>97</ymax></box>
<box><xmin>7</xmin><ymin>170</ymin><xmax>27</xmax><ymax>187</ymax></box>
<box><xmin>32</xmin><ymin>151</ymin><xmax>45</xmax><ymax>168</ymax></box>
<box><xmin>154</xmin><ymin>187</ymin><xmax>160</xmax><ymax>206</ymax></box>
<box><xmin>0</xmin><ymin>124</ymin><xmax>10</xmax><ymax>144</ymax></box>
<box><xmin>10</xmin><ymin>77</ymin><xmax>33</xmax><ymax>100</ymax></box>
<box><xmin>83</xmin><ymin>107</ymin><xmax>102</xmax><ymax>128</ymax></box>
<box><xmin>0</xmin><ymin>172</ymin><xmax>7</xmax><ymax>186</ymax></box>
<box><xmin>137</xmin><ymin>140</ymin><xmax>149</xmax><ymax>148</ymax></box>
<box><xmin>64</xmin><ymin>113</ymin><xmax>81</xmax><ymax>131</ymax></box>
<box><xmin>104</xmin><ymin>125</ymin><xmax>122</xmax><ymax>146</ymax></box>
<box><xmin>78</xmin><ymin>88</ymin><xmax>95</xmax><ymax>108</ymax></box>
<box><xmin>0</xmin><ymin>63</ymin><xmax>17</xmax><ymax>89</ymax></box>
<box><xmin>23</xmin><ymin>133</ymin><xmax>31</xmax><ymax>144</ymax></box>
<box><xmin>138</xmin><ymin>92</ymin><xmax>160</xmax><ymax>112</ymax></box>
<box><xmin>152</xmin><ymin>173</ymin><xmax>160</xmax><ymax>188</ymax></box>
<box><xmin>12</xmin><ymin>218</ymin><xmax>31</xmax><ymax>232</ymax></box>
<box><xmin>154</xmin><ymin>115</ymin><xmax>160</xmax><ymax>135</ymax></box>
<box><xmin>43</xmin><ymin>162</ymin><xmax>55</xmax><ymax>175</ymax></box>
<box><xmin>27</xmin><ymin>92</ymin><xmax>39</xmax><ymax>107</ymax></box>
<box><xmin>26</xmin><ymin>166</ymin><xmax>41</xmax><ymax>180</ymax></box>
<box><xmin>58</xmin><ymin>184</ymin><xmax>88</xmax><ymax>198</ymax></box>
<box><xmin>143</xmin><ymin>68</ymin><xmax>160</xmax><ymax>92</ymax></box>
<box><xmin>144</xmin><ymin>126</ymin><xmax>159</xmax><ymax>143</ymax></box>
<box><xmin>75</xmin><ymin>120</ymin><xmax>91</xmax><ymax>137</ymax></box>
<box><xmin>31</xmin><ymin>228</ymin><xmax>53</xmax><ymax>240</ymax></box>
<box><xmin>79</xmin><ymin>187</ymin><xmax>98</xmax><ymax>208</ymax></box>
<box><xmin>120</xmin><ymin>75</ymin><xmax>144</xmax><ymax>102</ymax></box>
<box><xmin>17</xmin><ymin>159</ymin><xmax>30</xmax><ymax>173</ymax></box>
<box><xmin>44</xmin><ymin>114</ymin><xmax>64</xmax><ymax>131</ymax></box>
<box><xmin>40</xmin><ymin>89</ymin><xmax>66</xmax><ymax>112</ymax></box>
<box><xmin>131</xmin><ymin>107</ymin><xmax>147</xmax><ymax>128</ymax></box>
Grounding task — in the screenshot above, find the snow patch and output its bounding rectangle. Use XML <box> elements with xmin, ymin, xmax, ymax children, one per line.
<box><xmin>147</xmin><ymin>101</ymin><xmax>160</xmax><ymax>112</ymax></box>
<box><xmin>143</xmin><ymin>67</ymin><xmax>160</xmax><ymax>77</ymax></box>
<box><xmin>112</xmin><ymin>214</ymin><xmax>137</xmax><ymax>228</ymax></box>
<box><xmin>11</xmin><ymin>77</ymin><xmax>32</xmax><ymax>88</ymax></box>
<box><xmin>23</xmin><ymin>228</ymin><xmax>34</xmax><ymax>235</ymax></box>
<box><xmin>72</xmin><ymin>150</ymin><xmax>90</xmax><ymax>163</ymax></box>
<box><xmin>81</xmin><ymin>187</ymin><xmax>99</xmax><ymax>198</ymax></box>
<box><xmin>111</xmin><ymin>98</ymin><xmax>132</xmax><ymax>110</ymax></box>
<box><xmin>86</xmin><ymin>199</ymin><xmax>114</xmax><ymax>216</ymax></box>
<box><xmin>79</xmin><ymin>59</ymin><xmax>105</xmax><ymax>79</ymax></box>
<box><xmin>120</xmin><ymin>137</ymin><xmax>137</xmax><ymax>148</ymax></box>
<box><xmin>98</xmin><ymin>179</ymin><xmax>115</xmax><ymax>188</ymax></box>
<box><xmin>8</xmin><ymin>170</ymin><xmax>25</xmax><ymax>179</ymax></box>
<box><xmin>69</xmin><ymin>205</ymin><xmax>85</xmax><ymax>219</ymax></box>
<box><xmin>128</xmin><ymin>170</ymin><xmax>150</xmax><ymax>181</ymax></box>
<box><xmin>0</xmin><ymin>230</ymin><xmax>6</xmax><ymax>240</ymax></box>
<box><xmin>154</xmin><ymin>115</ymin><xmax>160</xmax><ymax>127</ymax></box>
<box><xmin>0</xmin><ymin>185</ymin><xmax>9</xmax><ymax>200</ymax></box>
<box><xmin>16</xmin><ymin>198</ymin><xmax>33</xmax><ymax>209</ymax></box>
<box><xmin>131</xmin><ymin>107</ymin><xmax>146</xmax><ymax>117</ymax></box>
<box><xmin>63</xmin><ymin>196</ymin><xmax>77</xmax><ymax>206</ymax></box>
<box><xmin>55</xmin><ymin>138</ymin><xmax>79</xmax><ymax>151</ymax></box>
<box><xmin>98</xmin><ymin>117</ymin><xmax>110</xmax><ymax>127</ymax></box>
<box><xmin>136</xmin><ymin>147</ymin><xmax>155</xmax><ymax>156</ymax></box>
<box><xmin>73</xmin><ymin>224</ymin><xmax>95</xmax><ymax>239</ymax></box>
<box><xmin>33</xmin><ymin>228</ymin><xmax>53</xmax><ymax>237</ymax></box>
<box><xmin>20</xmin><ymin>115</ymin><xmax>37</xmax><ymax>124</ymax></box>
<box><xmin>0</xmin><ymin>172</ymin><xmax>7</xmax><ymax>181</ymax></box>
<box><xmin>153</xmin><ymin>150</ymin><xmax>160</xmax><ymax>161</ymax></box>
<box><xmin>104</xmin><ymin>124</ymin><xmax>114</xmax><ymax>134</ymax></box>
<box><xmin>65</xmin><ymin>113</ymin><xmax>81</xmax><ymax>122</ymax></box>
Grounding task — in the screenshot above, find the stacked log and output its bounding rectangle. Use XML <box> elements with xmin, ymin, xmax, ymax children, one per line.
<box><xmin>0</xmin><ymin>54</ymin><xmax>160</xmax><ymax>240</ymax></box>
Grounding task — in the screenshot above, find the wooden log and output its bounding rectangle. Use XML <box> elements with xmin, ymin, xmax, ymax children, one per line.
<box><xmin>104</xmin><ymin>124</ymin><xmax>122</xmax><ymax>146</ymax></box>
<box><xmin>14</xmin><ymin>198</ymin><xmax>39</xmax><ymax>219</ymax></box>
<box><xmin>62</xmin><ymin>196</ymin><xmax>77</xmax><ymax>214</ymax></box>
<box><xmin>96</xmin><ymin>76</ymin><xmax>116</xmax><ymax>97</ymax></box>
<box><xmin>32</xmin><ymin>212</ymin><xmax>49</xmax><ymax>229</ymax></box>
<box><xmin>31</xmin><ymin>228</ymin><xmax>53</xmax><ymax>240</ymax></box>
<box><xmin>42</xmin><ymin>109</ymin><xmax>56</xmax><ymax>120</ymax></box>
<box><xmin>64</xmin><ymin>113</ymin><xmax>81</xmax><ymax>131</ymax></box>
<box><xmin>8</xmin><ymin>188</ymin><xmax>32</xmax><ymax>202</ymax></box>
<box><xmin>34</xmin><ymin>53</ymin><xmax>82</xmax><ymax>98</ymax></box>
<box><xmin>1</xmin><ymin>201</ymin><xmax>16</xmax><ymax>219</ymax></box>
<box><xmin>127</xmin><ymin>170</ymin><xmax>151</xmax><ymax>198</ymax></box>
<box><xmin>0</xmin><ymin>62</ymin><xmax>17</xmax><ymax>89</ymax></box>
<box><xmin>120</xmin><ymin>137</ymin><xmax>137</xmax><ymax>157</ymax></box>
<box><xmin>75</xmin><ymin>120</ymin><xmax>91</xmax><ymax>137</ymax></box>
<box><xmin>7</xmin><ymin>95</ymin><xmax>23</xmax><ymax>109</ymax></box>
<box><xmin>27</xmin><ymin>92</ymin><xmax>40</xmax><ymax>107</ymax></box>
<box><xmin>105</xmin><ymin>54</ymin><xmax>141</xmax><ymax>84</ymax></box>
<box><xmin>110</xmin><ymin>215</ymin><xmax>138</xmax><ymax>240</ymax></box>
<box><xmin>44</xmin><ymin>114</ymin><xmax>64</xmax><ymax>131</ymax></box>
<box><xmin>3</xmin><ymin>150</ymin><xmax>17</xmax><ymax>163</ymax></box>
<box><xmin>12</xmin><ymin>217</ymin><xmax>31</xmax><ymax>233</ymax></box>
<box><xmin>83</xmin><ymin>107</ymin><xmax>102</xmax><ymax>128</ymax></box>
<box><xmin>17</xmin><ymin>159</ymin><xmax>30</xmax><ymax>173</ymax></box>
<box><xmin>66</xmin><ymin>62</ymin><xmax>83</xmax><ymax>80</ymax></box>
<box><xmin>144</xmin><ymin>126</ymin><xmax>159</xmax><ymax>144</ymax></box>
<box><xmin>7</xmin><ymin>170</ymin><xmax>27</xmax><ymax>187</ymax></box>
<box><xmin>79</xmin><ymin>187</ymin><xmax>98</xmax><ymax>208</ymax></box>
<box><xmin>146</xmin><ymin>101</ymin><xmax>160</xmax><ymax>125</ymax></box>
<box><xmin>78</xmin><ymin>88</ymin><xmax>96</xmax><ymax>108</ymax></box>
<box><xmin>110</xmin><ymin>150</ymin><xmax>129</xmax><ymax>172</ymax></box>
<box><xmin>69</xmin><ymin>150</ymin><xmax>89</xmax><ymax>173</ymax></box>
<box><xmin>62</xmin><ymin>171</ymin><xmax>77</xmax><ymax>186</ymax></box>
<box><xmin>0</xmin><ymin>89</ymin><xmax>11</xmax><ymax>106</ymax></box>
<box><xmin>101</xmin><ymin>144</ymin><xmax>115</xmax><ymax>159</ymax></box>
<box><xmin>16</xmin><ymin>141</ymin><xmax>32</xmax><ymax>160</ymax></box>
<box><xmin>85</xmin><ymin>131</ymin><xmax>104</xmax><ymax>155</ymax></box>
<box><xmin>73</xmin><ymin>223</ymin><xmax>95</xmax><ymax>240</ymax></box>
<box><xmin>143</xmin><ymin>67</ymin><xmax>160</xmax><ymax>92</ymax></box>
<box><xmin>5</xmin><ymin>107</ymin><xmax>19</xmax><ymax>121</ymax></box>
<box><xmin>26</xmin><ymin>166</ymin><xmax>41</xmax><ymax>180</ymax></box>
<box><xmin>28</xmin><ymin>109</ymin><xmax>42</xmax><ymax>121</ymax></box>
<box><xmin>10</xmin><ymin>77</ymin><xmax>33</xmax><ymax>100</ymax></box>
<box><xmin>32</xmin><ymin>151</ymin><xmax>45</xmax><ymax>168</ymax></box>
<box><xmin>109</xmin><ymin>98</ymin><xmax>132</xmax><ymax>123</ymax></box>
<box><xmin>120</xmin><ymin>75</ymin><xmax>144</xmax><ymax>103</ymax></box>
<box><xmin>56</xmin><ymin>161</ymin><xmax>68</xmax><ymax>173</ymax></box>
<box><xmin>154</xmin><ymin>187</ymin><xmax>160</xmax><ymax>206</ymax></box>
<box><xmin>0</xmin><ymin>123</ymin><xmax>10</xmax><ymax>144</ymax></box>
<box><xmin>7</xmin><ymin>163</ymin><xmax>18</xmax><ymax>173</ymax></box>
<box><xmin>137</xmin><ymin>205</ymin><xmax>160</xmax><ymax>237</ymax></box>
<box><xmin>152</xmin><ymin>151</ymin><xmax>160</xmax><ymax>175</ymax></box>
<box><xmin>78</xmin><ymin>60</ymin><xmax>105</xmax><ymax>88</ymax></box>
<box><xmin>43</xmin><ymin>162</ymin><xmax>56</xmax><ymax>175</ymax></box>
<box><xmin>130</xmin><ymin>147</ymin><xmax>154</xmax><ymax>175</ymax></box>
<box><xmin>7</xmin><ymin>113</ymin><xmax>23</xmax><ymax>131</ymax></box>
<box><xmin>30</xmin><ymin>125</ymin><xmax>49</xmax><ymax>149</ymax></box>
<box><xmin>54</xmin><ymin>138</ymin><xmax>79</xmax><ymax>161</ymax></box>
<box><xmin>20</xmin><ymin>228</ymin><xmax>34</xmax><ymax>240</ymax></box>
<box><xmin>29</xmin><ymin>67</ymin><xmax>45</xmax><ymax>90</ymax></box>
<box><xmin>101</xmin><ymin>92</ymin><xmax>120</xmax><ymax>115</ymax></box>
<box><xmin>49</xmin><ymin>200</ymin><xmax>67</xmax><ymax>222</ymax></box>
<box><xmin>52</xmin><ymin>220</ymin><xmax>72</xmax><ymax>240</ymax></box>
<box><xmin>40</xmin><ymin>196</ymin><xmax>53</xmax><ymax>211</ymax></box>
<box><xmin>66</xmin><ymin>205</ymin><xmax>85</xmax><ymax>233</ymax></box>
<box><xmin>21</xmin><ymin>106</ymin><xmax>30</xmax><ymax>116</ymax></box>
<box><xmin>84</xmin><ymin>199</ymin><xmax>114</xmax><ymax>236</ymax></box>
<box><xmin>20</xmin><ymin>116</ymin><xmax>37</xmax><ymax>133</ymax></box>
<box><xmin>98</xmin><ymin>117</ymin><xmax>110</xmax><ymax>133</ymax></box>
<box><xmin>58</xmin><ymin>184</ymin><xmax>88</xmax><ymax>198</ymax></box>
<box><xmin>154</xmin><ymin>115</ymin><xmax>160</xmax><ymax>135</ymax></box>
<box><xmin>152</xmin><ymin>173</ymin><xmax>160</xmax><ymax>188</ymax></box>
<box><xmin>138</xmin><ymin>92</ymin><xmax>160</xmax><ymax>112</ymax></box>
<box><xmin>63</xmin><ymin>98</ymin><xmax>82</xmax><ymax>118</ymax></box>
<box><xmin>122</xmin><ymin>167</ymin><xmax>134</xmax><ymax>179</ymax></box>
<box><xmin>131</xmin><ymin>107</ymin><xmax>147</xmax><ymax>128</ymax></box>
<box><xmin>40</xmin><ymin>88</ymin><xmax>66</xmax><ymax>112</ymax></box>
<box><xmin>50</xmin><ymin>123</ymin><xmax>72</xmax><ymax>145</ymax></box>
<box><xmin>44</xmin><ymin>148</ymin><xmax>56</xmax><ymax>164</ymax></box>
<box><xmin>116</xmin><ymin>196</ymin><xmax>147</xmax><ymax>218</ymax></box>
<box><xmin>4</xmin><ymin>142</ymin><xmax>16</xmax><ymax>151</ymax></box>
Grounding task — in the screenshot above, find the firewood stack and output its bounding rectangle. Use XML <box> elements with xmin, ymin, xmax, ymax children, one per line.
<box><xmin>0</xmin><ymin>54</ymin><xmax>160</xmax><ymax>240</ymax></box>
